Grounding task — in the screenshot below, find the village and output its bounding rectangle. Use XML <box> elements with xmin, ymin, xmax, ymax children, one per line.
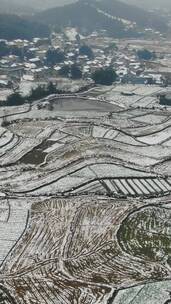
<box><xmin>1</xmin><ymin>27</ymin><xmax>171</xmax><ymax>104</ymax></box>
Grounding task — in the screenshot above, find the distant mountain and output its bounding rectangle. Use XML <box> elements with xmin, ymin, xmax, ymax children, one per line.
<box><xmin>34</xmin><ymin>0</ymin><xmax>168</xmax><ymax>37</ymax></box>
<box><xmin>95</xmin><ymin>0</ymin><xmax>167</xmax><ymax>31</ymax></box>
<box><xmin>0</xmin><ymin>0</ymin><xmax>35</xmax><ymax>14</ymax></box>
<box><xmin>121</xmin><ymin>0</ymin><xmax>171</xmax><ymax>10</ymax></box>
<box><xmin>0</xmin><ymin>0</ymin><xmax>76</xmax><ymax>14</ymax></box>
<box><xmin>0</xmin><ymin>15</ymin><xmax>50</xmax><ymax>40</ymax></box>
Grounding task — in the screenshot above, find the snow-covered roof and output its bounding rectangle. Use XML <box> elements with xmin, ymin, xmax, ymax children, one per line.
<box><xmin>22</xmin><ymin>75</ymin><xmax>34</xmax><ymax>81</ymax></box>
<box><xmin>29</xmin><ymin>58</ymin><xmax>41</xmax><ymax>63</ymax></box>
<box><xmin>54</xmin><ymin>66</ymin><xmax>61</xmax><ymax>71</ymax></box>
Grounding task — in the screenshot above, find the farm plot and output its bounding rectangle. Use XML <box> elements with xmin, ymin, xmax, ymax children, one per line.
<box><xmin>0</xmin><ymin>134</ymin><xmax>19</xmax><ymax>157</ymax></box>
<box><xmin>154</xmin><ymin>160</ymin><xmax>171</xmax><ymax>176</ymax></box>
<box><xmin>110</xmin><ymin>84</ymin><xmax>163</xmax><ymax>96</ymax></box>
<box><xmin>0</xmin><ymin>122</ymin><xmax>60</xmax><ymax>166</ymax></box>
<box><xmin>138</xmin><ymin>125</ymin><xmax>171</xmax><ymax>145</ymax></box>
<box><xmin>112</xmin><ymin>141</ymin><xmax>171</xmax><ymax>160</ymax></box>
<box><xmin>105</xmin><ymin>92</ymin><xmax>141</xmax><ymax>107</ymax></box>
<box><xmin>1</xmin><ymin>123</ymin><xmax>170</xmax><ymax>195</ymax></box>
<box><xmin>4</xmin><ymin>158</ymin><xmax>169</xmax><ymax>197</ymax></box>
<box><xmin>118</xmin><ymin>205</ymin><xmax>171</xmax><ymax>261</ymax></box>
<box><xmin>0</xmin><ymin>93</ymin><xmax>170</xmax><ymax>304</ymax></box>
<box><xmin>104</xmin><ymin>85</ymin><xmax>165</xmax><ymax>108</ymax></box>
<box><xmin>0</xmin><ymin>104</ymin><xmax>30</xmax><ymax>119</ymax></box>
<box><xmin>131</xmin><ymin>113</ymin><xmax>169</xmax><ymax>125</ymax></box>
<box><xmin>114</xmin><ymin>132</ymin><xmax>146</xmax><ymax>146</ymax></box>
<box><xmin>132</xmin><ymin>85</ymin><xmax>163</xmax><ymax>96</ymax></box>
<box><xmin>125</xmin><ymin>118</ymin><xmax>171</xmax><ymax>137</ymax></box>
<box><xmin>67</xmin><ymin>176</ymin><xmax>171</xmax><ymax>197</ymax></box>
<box><xmin>132</xmin><ymin>96</ymin><xmax>158</xmax><ymax>107</ymax></box>
<box><xmin>92</xmin><ymin>125</ymin><xmax>119</xmax><ymax>139</ymax></box>
<box><xmin>0</xmin><ymin>129</ymin><xmax>14</xmax><ymax>147</ymax></box>
<box><xmin>0</xmin><ymin>199</ymin><xmax>29</xmax><ymax>265</ymax></box>
<box><xmin>113</xmin><ymin>280</ymin><xmax>171</xmax><ymax>304</ymax></box>
<box><xmin>1</xmin><ymin>197</ymin><xmax>171</xmax><ymax>304</ymax></box>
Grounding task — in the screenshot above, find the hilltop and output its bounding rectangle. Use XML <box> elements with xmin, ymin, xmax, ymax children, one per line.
<box><xmin>34</xmin><ymin>0</ymin><xmax>168</xmax><ymax>37</ymax></box>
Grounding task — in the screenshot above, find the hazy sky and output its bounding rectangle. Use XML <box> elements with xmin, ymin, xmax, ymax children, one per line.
<box><xmin>10</xmin><ymin>0</ymin><xmax>75</xmax><ymax>9</ymax></box>
<box><xmin>122</xmin><ymin>0</ymin><xmax>171</xmax><ymax>9</ymax></box>
<box><xmin>0</xmin><ymin>0</ymin><xmax>76</xmax><ymax>12</ymax></box>
<box><xmin>25</xmin><ymin>0</ymin><xmax>171</xmax><ymax>10</ymax></box>
<box><xmin>27</xmin><ymin>0</ymin><xmax>171</xmax><ymax>10</ymax></box>
<box><xmin>1</xmin><ymin>0</ymin><xmax>171</xmax><ymax>11</ymax></box>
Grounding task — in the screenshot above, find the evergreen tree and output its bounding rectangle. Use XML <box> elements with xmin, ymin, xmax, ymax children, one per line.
<box><xmin>46</xmin><ymin>49</ymin><xmax>65</xmax><ymax>66</ymax></box>
<box><xmin>59</xmin><ymin>65</ymin><xmax>70</xmax><ymax>77</ymax></box>
<box><xmin>71</xmin><ymin>65</ymin><xmax>82</xmax><ymax>79</ymax></box>
<box><xmin>0</xmin><ymin>41</ymin><xmax>9</xmax><ymax>58</ymax></box>
<box><xmin>47</xmin><ymin>82</ymin><xmax>57</xmax><ymax>94</ymax></box>
<box><xmin>6</xmin><ymin>92</ymin><xmax>24</xmax><ymax>106</ymax></box>
<box><xmin>92</xmin><ymin>67</ymin><xmax>117</xmax><ymax>85</ymax></box>
<box><xmin>79</xmin><ymin>45</ymin><xmax>94</xmax><ymax>59</ymax></box>
<box><xmin>137</xmin><ymin>49</ymin><xmax>156</xmax><ymax>61</ymax></box>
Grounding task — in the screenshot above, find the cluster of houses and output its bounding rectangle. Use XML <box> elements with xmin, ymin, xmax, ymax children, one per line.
<box><xmin>0</xmin><ymin>28</ymin><xmax>171</xmax><ymax>102</ymax></box>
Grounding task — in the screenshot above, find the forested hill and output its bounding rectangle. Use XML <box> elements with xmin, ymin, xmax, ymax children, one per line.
<box><xmin>34</xmin><ymin>0</ymin><xmax>168</xmax><ymax>37</ymax></box>
<box><xmin>0</xmin><ymin>0</ymin><xmax>168</xmax><ymax>41</ymax></box>
<box><xmin>35</xmin><ymin>1</ymin><xmax>128</xmax><ymax>38</ymax></box>
<box><xmin>96</xmin><ymin>0</ymin><xmax>167</xmax><ymax>32</ymax></box>
<box><xmin>0</xmin><ymin>15</ymin><xmax>50</xmax><ymax>40</ymax></box>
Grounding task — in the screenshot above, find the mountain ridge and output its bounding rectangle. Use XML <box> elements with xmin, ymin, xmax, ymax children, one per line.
<box><xmin>34</xmin><ymin>0</ymin><xmax>168</xmax><ymax>37</ymax></box>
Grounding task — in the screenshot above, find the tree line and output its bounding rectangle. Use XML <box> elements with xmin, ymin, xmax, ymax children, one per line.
<box><xmin>5</xmin><ymin>82</ymin><xmax>63</xmax><ymax>107</ymax></box>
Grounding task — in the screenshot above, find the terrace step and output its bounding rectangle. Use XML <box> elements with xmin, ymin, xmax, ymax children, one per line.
<box><xmin>68</xmin><ymin>177</ymin><xmax>171</xmax><ymax>198</ymax></box>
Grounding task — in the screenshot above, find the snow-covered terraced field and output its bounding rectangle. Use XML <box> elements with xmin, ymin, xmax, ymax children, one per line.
<box><xmin>138</xmin><ymin>125</ymin><xmax>171</xmax><ymax>145</ymax></box>
<box><xmin>132</xmin><ymin>113</ymin><xmax>169</xmax><ymax>125</ymax></box>
<box><xmin>113</xmin><ymin>280</ymin><xmax>171</xmax><ymax>304</ymax></box>
<box><xmin>0</xmin><ymin>92</ymin><xmax>170</xmax><ymax>304</ymax></box>
<box><xmin>101</xmin><ymin>84</ymin><xmax>171</xmax><ymax>110</ymax></box>
<box><xmin>0</xmin><ymin>199</ymin><xmax>29</xmax><ymax>266</ymax></box>
<box><xmin>70</xmin><ymin>177</ymin><xmax>171</xmax><ymax>197</ymax></box>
